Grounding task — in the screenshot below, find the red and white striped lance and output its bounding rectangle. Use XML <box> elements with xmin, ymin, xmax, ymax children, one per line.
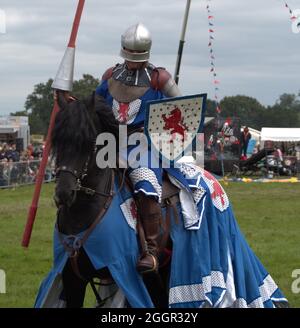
<box><xmin>22</xmin><ymin>0</ymin><xmax>86</xmax><ymax>248</ymax></box>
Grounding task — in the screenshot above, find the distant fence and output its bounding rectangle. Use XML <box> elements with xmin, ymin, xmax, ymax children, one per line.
<box><xmin>0</xmin><ymin>160</ymin><xmax>55</xmax><ymax>189</ymax></box>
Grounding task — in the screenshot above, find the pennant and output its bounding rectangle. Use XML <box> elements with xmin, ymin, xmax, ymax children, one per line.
<box><xmin>206</xmin><ymin>0</ymin><xmax>221</xmax><ymax>114</ymax></box>
<box><xmin>283</xmin><ymin>1</ymin><xmax>297</xmax><ymax>23</ymax></box>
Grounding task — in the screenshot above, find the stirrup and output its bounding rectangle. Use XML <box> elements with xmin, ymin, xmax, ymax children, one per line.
<box><xmin>137</xmin><ymin>253</ymin><xmax>158</xmax><ymax>274</ymax></box>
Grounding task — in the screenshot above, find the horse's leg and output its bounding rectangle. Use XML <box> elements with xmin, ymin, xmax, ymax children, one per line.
<box><xmin>143</xmin><ymin>272</ymin><xmax>169</xmax><ymax>308</ymax></box>
<box><xmin>62</xmin><ymin>258</ymin><xmax>88</xmax><ymax>308</ymax></box>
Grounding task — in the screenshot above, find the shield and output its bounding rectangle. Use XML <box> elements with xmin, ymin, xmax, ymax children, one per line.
<box><xmin>145</xmin><ymin>94</ymin><xmax>207</xmax><ymax>165</ymax></box>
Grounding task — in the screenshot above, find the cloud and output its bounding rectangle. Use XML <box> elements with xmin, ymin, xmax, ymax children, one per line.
<box><xmin>0</xmin><ymin>0</ymin><xmax>300</xmax><ymax>115</ymax></box>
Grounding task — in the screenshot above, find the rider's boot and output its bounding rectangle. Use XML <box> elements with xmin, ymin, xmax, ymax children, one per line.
<box><xmin>136</xmin><ymin>194</ymin><xmax>161</xmax><ymax>274</ymax></box>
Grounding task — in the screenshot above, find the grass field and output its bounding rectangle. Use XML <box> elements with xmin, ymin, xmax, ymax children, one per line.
<box><xmin>0</xmin><ymin>182</ymin><xmax>299</xmax><ymax>308</ymax></box>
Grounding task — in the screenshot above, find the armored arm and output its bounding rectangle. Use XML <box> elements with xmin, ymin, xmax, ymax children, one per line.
<box><xmin>151</xmin><ymin>68</ymin><xmax>181</xmax><ymax>98</ymax></box>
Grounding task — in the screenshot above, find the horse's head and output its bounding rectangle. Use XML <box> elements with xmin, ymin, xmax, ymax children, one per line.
<box><xmin>51</xmin><ymin>92</ymin><xmax>98</xmax><ymax>207</ymax></box>
<box><xmin>52</xmin><ymin>92</ymin><xmax>120</xmax><ymax>208</ymax></box>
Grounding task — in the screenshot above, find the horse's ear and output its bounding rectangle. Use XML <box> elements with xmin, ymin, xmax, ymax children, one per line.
<box><xmin>56</xmin><ymin>90</ymin><xmax>68</xmax><ymax>110</ymax></box>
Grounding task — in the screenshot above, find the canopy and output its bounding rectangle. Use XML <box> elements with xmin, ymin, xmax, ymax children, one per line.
<box><xmin>261</xmin><ymin>128</ymin><xmax>300</xmax><ymax>142</ymax></box>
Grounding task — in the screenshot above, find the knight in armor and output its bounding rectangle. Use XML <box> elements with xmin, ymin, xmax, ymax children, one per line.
<box><xmin>96</xmin><ymin>23</ymin><xmax>181</xmax><ymax>274</ymax></box>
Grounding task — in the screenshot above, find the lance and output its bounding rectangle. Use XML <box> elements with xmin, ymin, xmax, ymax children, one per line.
<box><xmin>22</xmin><ymin>0</ymin><xmax>86</xmax><ymax>247</ymax></box>
<box><xmin>174</xmin><ymin>0</ymin><xmax>191</xmax><ymax>85</ymax></box>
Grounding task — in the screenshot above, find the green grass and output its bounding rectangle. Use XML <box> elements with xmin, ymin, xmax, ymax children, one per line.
<box><xmin>0</xmin><ymin>182</ymin><xmax>299</xmax><ymax>307</ymax></box>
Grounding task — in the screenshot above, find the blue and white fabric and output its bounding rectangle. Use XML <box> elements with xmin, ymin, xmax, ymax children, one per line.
<box><xmin>35</xmin><ymin>164</ymin><xmax>288</xmax><ymax>308</ymax></box>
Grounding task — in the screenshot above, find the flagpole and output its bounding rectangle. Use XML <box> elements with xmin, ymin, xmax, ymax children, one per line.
<box><xmin>174</xmin><ymin>0</ymin><xmax>191</xmax><ymax>85</ymax></box>
<box><xmin>22</xmin><ymin>0</ymin><xmax>86</xmax><ymax>248</ymax></box>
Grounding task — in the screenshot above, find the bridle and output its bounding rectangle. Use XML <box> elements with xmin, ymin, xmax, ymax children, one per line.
<box><xmin>55</xmin><ymin>144</ymin><xmax>114</xmax><ymax>202</ymax></box>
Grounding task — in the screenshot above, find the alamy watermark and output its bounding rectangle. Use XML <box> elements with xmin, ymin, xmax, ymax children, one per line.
<box><xmin>95</xmin><ymin>127</ymin><xmax>204</xmax><ymax>169</ymax></box>
<box><xmin>0</xmin><ymin>269</ymin><xmax>5</xmax><ymax>294</ymax></box>
<box><xmin>291</xmin><ymin>269</ymin><xmax>300</xmax><ymax>294</ymax></box>
<box><xmin>0</xmin><ymin>8</ymin><xmax>6</xmax><ymax>34</ymax></box>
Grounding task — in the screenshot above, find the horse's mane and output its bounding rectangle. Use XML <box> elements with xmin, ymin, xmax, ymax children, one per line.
<box><xmin>52</xmin><ymin>93</ymin><xmax>120</xmax><ymax>158</ymax></box>
<box><xmin>93</xmin><ymin>94</ymin><xmax>120</xmax><ymax>138</ymax></box>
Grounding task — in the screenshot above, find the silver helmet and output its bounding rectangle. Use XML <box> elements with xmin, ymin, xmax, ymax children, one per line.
<box><xmin>120</xmin><ymin>23</ymin><xmax>152</xmax><ymax>62</ymax></box>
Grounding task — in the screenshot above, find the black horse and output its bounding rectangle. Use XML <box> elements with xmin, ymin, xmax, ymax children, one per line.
<box><xmin>44</xmin><ymin>92</ymin><xmax>289</xmax><ymax>309</ymax></box>
<box><xmin>51</xmin><ymin>92</ymin><xmax>174</xmax><ymax>308</ymax></box>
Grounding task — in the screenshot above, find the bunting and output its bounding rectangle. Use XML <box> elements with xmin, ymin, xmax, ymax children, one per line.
<box><xmin>206</xmin><ymin>0</ymin><xmax>221</xmax><ymax>114</ymax></box>
<box><xmin>281</xmin><ymin>1</ymin><xmax>300</xmax><ymax>33</ymax></box>
<box><xmin>283</xmin><ymin>1</ymin><xmax>297</xmax><ymax>20</ymax></box>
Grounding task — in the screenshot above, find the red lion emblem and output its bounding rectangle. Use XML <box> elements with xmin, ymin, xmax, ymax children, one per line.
<box><xmin>203</xmin><ymin>170</ymin><xmax>227</xmax><ymax>207</ymax></box>
<box><xmin>162</xmin><ymin>107</ymin><xmax>187</xmax><ymax>141</ymax></box>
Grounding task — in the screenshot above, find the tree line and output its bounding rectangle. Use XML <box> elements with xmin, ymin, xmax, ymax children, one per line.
<box><xmin>11</xmin><ymin>74</ymin><xmax>300</xmax><ymax>135</ymax></box>
<box><xmin>206</xmin><ymin>94</ymin><xmax>300</xmax><ymax>130</ymax></box>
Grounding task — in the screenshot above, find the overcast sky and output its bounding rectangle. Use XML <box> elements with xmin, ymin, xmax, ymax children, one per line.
<box><xmin>0</xmin><ymin>0</ymin><xmax>300</xmax><ymax>115</ymax></box>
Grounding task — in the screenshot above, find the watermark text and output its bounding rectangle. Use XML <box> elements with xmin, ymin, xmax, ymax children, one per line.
<box><xmin>0</xmin><ymin>9</ymin><xmax>6</xmax><ymax>34</ymax></box>
<box><xmin>291</xmin><ymin>269</ymin><xmax>300</xmax><ymax>294</ymax></box>
<box><xmin>0</xmin><ymin>269</ymin><xmax>6</xmax><ymax>294</ymax></box>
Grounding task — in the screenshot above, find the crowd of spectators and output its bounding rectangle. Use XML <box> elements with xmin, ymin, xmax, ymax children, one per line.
<box><xmin>0</xmin><ymin>142</ymin><xmax>54</xmax><ymax>187</ymax></box>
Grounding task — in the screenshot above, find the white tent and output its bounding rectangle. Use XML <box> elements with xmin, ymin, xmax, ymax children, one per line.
<box><xmin>261</xmin><ymin>128</ymin><xmax>300</xmax><ymax>143</ymax></box>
